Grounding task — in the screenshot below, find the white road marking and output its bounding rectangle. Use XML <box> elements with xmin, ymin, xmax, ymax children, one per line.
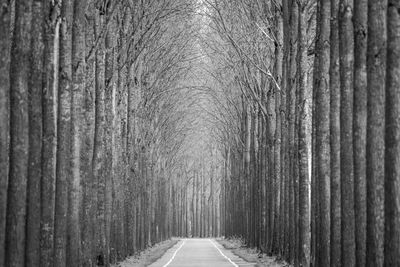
<box><xmin>162</xmin><ymin>240</ymin><xmax>186</xmax><ymax>267</ymax></box>
<box><xmin>209</xmin><ymin>239</ymin><xmax>239</xmax><ymax>267</ymax></box>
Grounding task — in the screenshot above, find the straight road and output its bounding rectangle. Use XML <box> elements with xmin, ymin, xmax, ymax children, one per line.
<box><xmin>149</xmin><ymin>239</ymin><xmax>255</xmax><ymax>267</ymax></box>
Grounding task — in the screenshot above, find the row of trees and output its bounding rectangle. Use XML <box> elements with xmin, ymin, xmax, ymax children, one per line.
<box><xmin>168</xmin><ymin>147</ymin><xmax>222</xmax><ymax>238</ymax></box>
<box><xmin>203</xmin><ymin>0</ymin><xmax>399</xmax><ymax>266</ymax></box>
<box><xmin>0</xmin><ymin>0</ymin><xmax>201</xmax><ymax>266</ymax></box>
<box><xmin>1</xmin><ymin>0</ymin><xmax>399</xmax><ymax>266</ymax></box>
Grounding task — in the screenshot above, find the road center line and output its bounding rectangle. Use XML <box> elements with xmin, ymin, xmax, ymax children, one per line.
<box><xmin>209</xmin><ymin>239</ymin><xmax>239</xmax><ymax>267</ymax></box>
<box><xmin>162</xmin><ymin>240</ymin><xmax>185</xmax><ymax>267</ymax></box>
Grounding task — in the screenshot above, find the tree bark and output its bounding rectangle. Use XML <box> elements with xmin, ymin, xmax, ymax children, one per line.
<box><xmin>329</xmin><ymin>0</ymin><xmax>341</xmax><ymax>265</ymax></box>
<box><xmin>273</xmin><ymin>2</ymin><xmax>283</xmax><ymax>255</ymax></box>
<box><xmin>100</xmin><ymin>20</ymin><xmax>116</xmax><ymax>265</ymax></box>
<box><xmin>366</xmin><ymin>0</ymin><xmax>387</xmax><ymax>266</ymax></box>
<box><xmin>26</xmin><ymin>1</ymin><xmax>44</xmax><ymax>266</ymax></box>
<box><xmin>353</xmin><ymin>0</ymin><xmax>368</xmax><ymax>266</ymax></box>
<box><xmin>286</xmin><ymin>0</ymin><xmax>298</xmax><ymax>262</ymax></box>
<box><xmin>315</xmin><ymin>0</ymin><xmax>331</xmax><ymax>265</ymax></box>
<box><xmin>339</xmin><ymin>1</ymin><xmax>356</xmax><ymax>266</ymax></box>
<box><xmin>0</xmin><ymin>0</ymin><xmax>11</xmax><ymax>264</ymax></box>
<box><xmin>80</xmin><ymin>1</ymin><xmax>96</xmax><ymax>265</ymax></box>
<box><xmin>384</xmin><ymin>1</ymin><xmax>400</xmax><ymax>265</ymax></box>
<box><xmin>54</xmin><ymin>0</ymin><xmax>73</xmax><ymax>265</ymax></box>
<box><xmin>5</xmin><ymin>1</ymin><xmax>32</xmax><ymax>266</ymax></box>
<box><xmin>311</xmin><ymin>2</ymin><xmax>321</xmax><ymax>264</ymax></box>
<box><xmin>298</xmin><ymin>1</ymin><xmax>311</xmax><ymax>265</ymax></box>
<box><xmin>281</xmin><ymin>0</ymin><xmax>290</xmax><ymax>260</ymax></box>
<box><xmin>40</xmin><ymin>1</ymin><xmax>60</xmax><ymax>266</ymax></box>
<box><xmin>67</xmin><ymin>0</ymin><xmax>87</xmax><ymax>265</ymax></box>
<box><xmin>93</xmin><ymin>10</ymin><xmax>105</xmax><ymax>266</ymax></box>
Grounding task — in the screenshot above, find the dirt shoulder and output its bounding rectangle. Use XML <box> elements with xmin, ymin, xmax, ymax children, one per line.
<box><xmin>216</xmin><ymin>238</ymin><xmax>290</xmax><ymax>267</ymax></box>
<box><xmin>112</xmin><ymin>238</ymin><xmax>179</xmax><ymax>267</ymax></box>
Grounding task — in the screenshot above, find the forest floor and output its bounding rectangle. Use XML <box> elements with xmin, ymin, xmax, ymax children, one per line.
<box><xmin>216</xmin><ymin>238</ymin><xmax>291</xmax><ymax>267</ymax></box>
<box><xmin>112</xmin><ymin>238</ymin><xmax>179</xmax><ymax>267</ymax></box>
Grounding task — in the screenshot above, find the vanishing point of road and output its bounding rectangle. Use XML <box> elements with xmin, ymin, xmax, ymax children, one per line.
<box><xmin>149</xmin><ymin>239</ymin><xmax>255</xmax><ymax>267</ymax></box>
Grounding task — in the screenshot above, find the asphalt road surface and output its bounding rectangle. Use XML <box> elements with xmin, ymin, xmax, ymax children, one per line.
<box><xmin>149</xmin><ymin>239</ymin><xmax>256</xmax><ymax>267</ymax></box>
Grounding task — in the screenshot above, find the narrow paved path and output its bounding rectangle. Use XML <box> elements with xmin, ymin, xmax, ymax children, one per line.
<box><xmin>149</xmin><ymin>239</ymin><xmax>255</xmax><ymax>267</ymax></box>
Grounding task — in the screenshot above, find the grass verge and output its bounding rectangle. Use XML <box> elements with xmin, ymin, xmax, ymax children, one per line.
<box><xmin>113</xmin><ymin>238</ymin><xmax>179</xmax><ymax>267</ymax></box>
<box><xmin>216</xmin><ymin>237</ymin><xmax>290</xmax><ymax>267</ymax></box>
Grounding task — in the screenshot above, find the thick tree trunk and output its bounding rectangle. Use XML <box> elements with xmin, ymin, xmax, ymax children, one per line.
<box><xmin>298</xmin><ymin>1</ymin><xmax>311</xmax><ymax>265</ymax></box>
<box><xmin>329</xmin><ymin>0</ymin><xmax>341</xmax><ymax>265</ymax></box>
<box><xmin>40</xmin><ymin>1</ymin><xmax>60</xmax><ymax>266</ymax></box>
<box><xmin>353</xmin><ymin>0</ymin><xmax>368</xmax><ymax>266</ymax></box>
<box><xmin>101</xmin><ymin>21</ymin><xmax>116</xmax><ymax>265</ymax></box>
<box><xmin>54</xmin><ymin>0</ymin><xmax>73</xmax><ymax>266</ymax></box>
<box><xmin>26</xmin><ymin>1</ymin><xmax>44</xmax><ymax>266</ymax></box>
<box><xmin>67</xmin><ymin>0</ymin><xmax>86</xmax><ymax>265</ymax></box>
<box><xmin>315</xmin><ymin>0</ymin><xmax>331</xmax><ymax>265</ymax></box>
<box><xmin>339</xmin><ymin>1</ymin><xmax>356</xmax><ymax>266</ymax></box>
<box><xmin>366</xmin><ymin>1</ymin><xmax>387</xmax><ymax>266</ymax></box>
<box><xmin>310</xmin><ymin>2</ymin><xmax>321</xmax><ymax>265</ymax></box>
<box><xmin>287</xmin><ymin>0</ymin><xmax>298</xmax><ymax>262</ymax></box>
<box><xmin>5</xmin><ymin>1</ymin><xmax>32</xmax><ymax>266</ymax></box>
<box><xmin>0</xmin><ymin>1</ymin><xmax>11</xmax><ymax>263</ymax></box>
<box><xmin>384</xmin><ymin>1</ymin><xmax>400</xmax><ymax>265</ymax></box>
<box><xmin>81</xmin><ymin>1</ymin><xmax>96</xmax><ymax>265</ymax></box>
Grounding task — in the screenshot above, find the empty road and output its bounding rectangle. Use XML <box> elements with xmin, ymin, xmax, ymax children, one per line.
<box><xmin>149</xmin><ymin>239</ymin><xmax>255</xmax><ymax>267</ymax></box>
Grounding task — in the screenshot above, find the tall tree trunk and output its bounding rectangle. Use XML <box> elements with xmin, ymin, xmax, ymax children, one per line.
<box><xmin>0</xmin><ymin>0</ymin><xmax>11</xmax><ymax>264</ymax></box>
<box><xmin>26</xmin><ymin>1</ymin><xmax>44</xmax><ymax>266</ymax></box>
<box><xmin>40</xmin><ymin>1</ymin><xmax>60</xmax><ymax>266</ymax></box>
<box><xmin>339</xmin><ymin>0</ymin><xmax>356</xmax><ymax>266</ymax></box>
<box><xmin>298</xmin><ymin>1</ymin><xmax>311</xmax><ymax>265</ymax></box>
<box><xmin>81</xmin><ymin>1</ymin><xmax>96</xmax><ymax>265</ymax></box>
<box><xmin>54</xmin><ymin>0</ymin><xmax>73</xmax><ymax>265</ymax></box>
<box><xmin>287</xmin><ymin>0</ymin><xmax>298</xmax><ymax>261</ymax></box>
<box><xmin>310</xmin><ymin>2</ymin><xmax>321</xmax><ymax>264</ymax></box>
<box><xmin>353</xmin><ymin>0</ymin><xmax>368</xmax><ymax>266</ymax></box>
<box><xmin>366</xmin><ymin>1</ymin><xmax>387</xmax><ymax>266</ymax></box>
<box><xmin>5</xmin><ymin>1</ymin><xmax>31</xmax><ymax>266</ymax></box>
<box><xmin>244</xmin><ymin>102</ymin><xmax>251</xmax><ymax>242</ymax></box>
<box><xmin>273</xmin><ymin>2</ymin><xmax>283</xmax><ymax>254</ymax></box>
<box><xmin>93</xmin><ymin>10</ymin><xmax>105</xmax><ymax>266</ymax></box>
<box><xmin>329</xmin><ymin>0</ymin><xmax>341</xmax><ymax>266</ymax></box>
<box><xmin>384</xmin><ymin>1</ymin><xmax>400</xmax><ymax>265</ymax></box>
<box><xmin>67</xmin><ymin>0</ymin><xmax>86</xmax><ymax>265</ymax></box>
<box><xmin>315</xmin><ymin>0</ymin><xmax>331</xmax><ymax>265</ymax></box>
<box><xmin>102</xmin><ymin>21</ymin><xmax>116</xmax><ymax>265</ymax></box>
<box><xmin>281</xmin><ymin>0</ymin><xmax>290</xmax><ymax>259</ymax></box>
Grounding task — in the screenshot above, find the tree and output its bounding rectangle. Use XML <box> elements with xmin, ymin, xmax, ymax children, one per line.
<box><xmin>329</xmin><ymin>0</ymin><xmax>341</xmax><ymax>265</ymax></box>
<box><xmin>5</xmin><ymin>1</ymin><xmax>32</xmax><ymax>266</ymax></box>
<box><xmin>0</xmin><ymin>0</ymin><xmax>11</xmax><ymax>264</ymax></box>
<box><xmin>298</xmin><ymin>0</ymin><xmax>311</xmax><ymax>265</ymax></box>
<box><xmin>339</xmin><ymin>0</ymin><xmax>356</xmax><ymax>265</ymax></box>
<box><xmin>384</xmin><ymin>1</ymin><xmax>400</xmax><ymax>265</ymax></box>
<box><xmin>67</xmin><ymin>0</ymin><xmax>87</xmax><ymax>265</ymax></box>
<box><xmin>54</xmin><ymin>0</ymin><xmax>73</xmax><ymax>265</ymax></box>
<box><xmin>366</xmin><ymin>0</ymin><xmax>386</xmax><ymax>266</ymax></box>
<box><xmin>315</xmin><ymin>0</ymin><xmax>331</xmax><ymax>265</ymax></box>
<box><xmin>92</xmin><ymin>8</ymin><xmax>106</xmax><ymax>265</ymax></box>
<box><xmin>26</xmin><ymin>0</ymin><xmax>44</xmax><ymax>266</ymax></box>
<box><xmin>40</xmin><ymin>1</ymin><xmax>61</xmax><ymax>266</ymax></box>
<box><xmin>353</xmin><ymin>0</ymin><xmax>368</xmax><ymax>266</ymax></box>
